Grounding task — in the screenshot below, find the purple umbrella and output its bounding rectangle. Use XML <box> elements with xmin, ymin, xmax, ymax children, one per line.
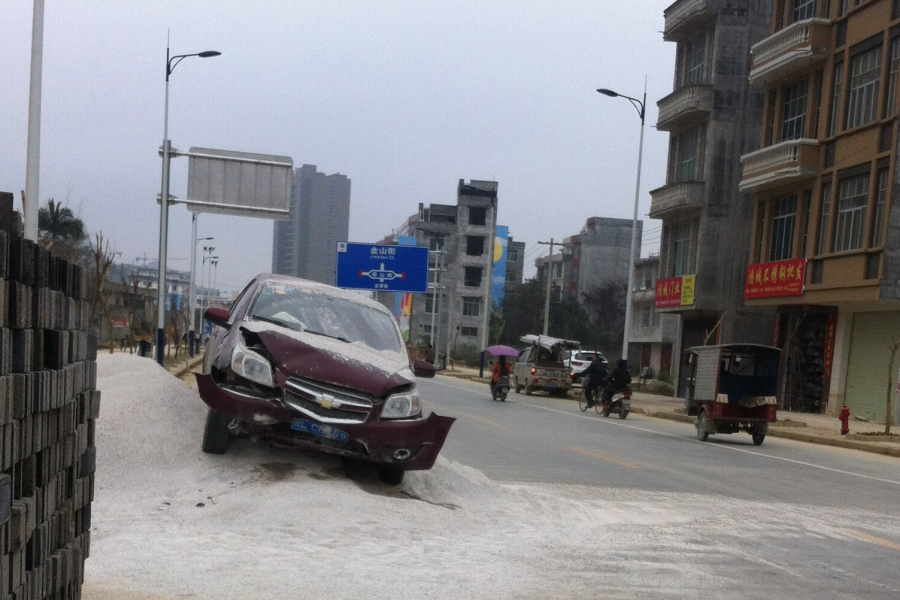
<box><xmin>484</xmin><ymin>344</ymin><xmax>519</xmax><ymax>357</ymax></box>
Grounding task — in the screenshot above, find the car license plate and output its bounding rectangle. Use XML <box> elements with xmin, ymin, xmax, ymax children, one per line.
<box><xmin>548</xmin><ymin>382</ymin><xmax>558</xmax><ymax>388</ymax></box>
<box><xmin>291</xmin><ymin>419</ymin><xmax>349</xmax><ymax>443</ymax></box>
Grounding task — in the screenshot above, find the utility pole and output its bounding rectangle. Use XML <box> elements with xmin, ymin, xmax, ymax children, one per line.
<box><xmin>537</xmin><ymin>239</ymin><xmax>555</xmax><ymax>336</ymax></box>
<box><xmin>429</xmin><ymin>248</ymin><xmax>444</xmax><ymax>347</ymax></box>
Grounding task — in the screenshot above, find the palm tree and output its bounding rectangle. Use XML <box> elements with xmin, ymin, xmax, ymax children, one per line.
<box><xmin>38</xmin><ymin>199</ymin><xmax>86</xmax><ymax>244</ymax></box>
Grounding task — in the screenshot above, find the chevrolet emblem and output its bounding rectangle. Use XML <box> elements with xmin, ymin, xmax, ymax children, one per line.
<box><xmin>316</xmin><ymin>393</ymin><xmax>339</xmax><ymax>410</ymax></box>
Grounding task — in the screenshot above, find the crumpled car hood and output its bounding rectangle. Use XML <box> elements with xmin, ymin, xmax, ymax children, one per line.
<box><xmin>242</xmin><ymin>321</ymin><xmax>415</xmax><ymax>398</ymax></box>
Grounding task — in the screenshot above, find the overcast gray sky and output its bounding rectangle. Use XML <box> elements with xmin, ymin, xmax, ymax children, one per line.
<box><xmin>1</xmin><ymin>1</ymin><xmax>675</xmax><ymax>294</ymax></box>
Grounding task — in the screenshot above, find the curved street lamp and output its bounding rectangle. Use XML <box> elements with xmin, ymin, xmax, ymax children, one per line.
<box><xmin>155</xmin><ymin>45</ymin><xmax>220</xmax><ymax>365</ymax></box>
<box><xmin>597</xmin><ymin>83</ymin><xmax>646</xmax><ymax>371</ymax></box>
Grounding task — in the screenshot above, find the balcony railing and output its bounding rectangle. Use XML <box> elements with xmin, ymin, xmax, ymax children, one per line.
<box><xmin>749</xmin><ymin>19</ymin><xmax>832</xmax><ymax>85</ymax></box>
<box><xmin>649</xmin><ymin>181</ymin><xmax>705</xmax><ymax>219</ymax></box>
<box><xmin>739</xmin><ymin>139</ymin><xmax>820</xmax><ymax>192</ymax></box>
<box><xmin>663</xmin><ymin>0</ymin><xmax>723</xmax><ymax>41</ymax></box>
<box><xmin>657</xmin><ymin>85</ymin><xmax>713</xmax><ymax>132</ymax></box>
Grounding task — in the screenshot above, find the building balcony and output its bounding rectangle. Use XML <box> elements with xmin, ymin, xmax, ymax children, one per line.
<box><xmin>739</xmin><ymin>139</ymin><xmax>820</xmax><ymax>193</ymax></box>
<box><xmin>657</xmin><ymin>85</ymin><xmax>713</xmax><ymax>132</ymax></box>
<box><xmin>749</xmin><ymin>19</ymin><xmax>832</xmax><ymax>86</ymax></box>
<box><xmin>649</xmin><ymin>181</ymin><xmax>705</xmax><ymax>219</ymax></box>
<box><xmin>663</xmin><ymin>0</ymin><xmax>723</xmax><ymax>41</ymax></box>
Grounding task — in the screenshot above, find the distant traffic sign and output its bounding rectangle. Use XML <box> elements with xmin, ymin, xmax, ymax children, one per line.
<box><xmin>335</xmin><ymin>242</ymin><xmax>428</xmax><ymax>293</ymax></box>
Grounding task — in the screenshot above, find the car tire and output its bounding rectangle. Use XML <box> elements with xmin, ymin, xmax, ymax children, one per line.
<box><xmin>202</xmin><ymin>408</ymin><xmax>230</xmax><ymax>454</ymax></box>
<box><xmin>752</xmin><ymin>433</ymin><xmax>765</xmax><ymax>446</ymax></box>
<box><xmin>378</xmin><ymin>466</ymin><xmax>405</xmax><ymax>486</ymax></box>
<box><xmin>697</xmin><ymin>411</ymin><xmax>709</xmax><ymax>442</ymax></box>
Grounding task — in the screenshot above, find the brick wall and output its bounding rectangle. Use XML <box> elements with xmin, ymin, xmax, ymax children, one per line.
<box><xmin>0</xmin><ymin>207</ymin><xmax>97</xmax><ymax>599</ymax></box>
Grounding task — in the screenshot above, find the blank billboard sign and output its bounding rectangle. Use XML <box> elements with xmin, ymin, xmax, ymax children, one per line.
<box><xmin>186</xmin><ymin>147</ymin><xmax>293</xmax><ymax>220</ymax></box>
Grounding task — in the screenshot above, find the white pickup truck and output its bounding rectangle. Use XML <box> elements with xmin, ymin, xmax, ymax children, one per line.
<box><xmin>512</xmin><ymin>334</ymin><xmax>580</xmax><ymax>397</ymax></box>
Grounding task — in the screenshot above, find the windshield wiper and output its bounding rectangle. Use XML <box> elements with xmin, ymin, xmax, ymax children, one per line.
<box><xmin>304</xmin><ymin>329</ymin><xmax>350</xmax><ymax>343</ymax></box>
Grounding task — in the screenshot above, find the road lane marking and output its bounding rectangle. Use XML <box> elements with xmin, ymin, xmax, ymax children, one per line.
<box><xmin>426</xmin><ymin>378</ymin><xmax>900</xmax><ymax>487</ymax></box>
<box><xmin>455</xmin><ymin>412</ymin><xmax>502</xmax><ymax>427</ymax></box>
<box><xmin>567</xmin><ymin>446</ymin><xmax>641</xmax><ymax>469</ymax></box>
<box><xmin>502</xmin><ymin>399</ymin><xmax>900</xmax><ymax>488</ymax></box>
<box><xmin>847</xmin><ymin>530</ymin><xmax>900</xmax><ymax>552</ymax></box>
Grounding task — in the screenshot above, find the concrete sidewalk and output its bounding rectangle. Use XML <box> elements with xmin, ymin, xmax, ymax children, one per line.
<box><xmin>438</xmin><ymin>364</ymin><xmax>900</xmax><ymax>458</ymax></box>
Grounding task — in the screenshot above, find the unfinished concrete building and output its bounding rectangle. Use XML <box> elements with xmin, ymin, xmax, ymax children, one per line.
<box><xmin>652</xmin><ymin>0</ymin><xmax>775</xmax><ymax>395</ymax></box>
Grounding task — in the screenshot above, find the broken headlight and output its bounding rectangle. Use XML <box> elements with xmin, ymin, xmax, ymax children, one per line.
<box><xmin>231</xmin><ymin>342</ymin><xmax>275</xmax><ymax>388</ymax></box>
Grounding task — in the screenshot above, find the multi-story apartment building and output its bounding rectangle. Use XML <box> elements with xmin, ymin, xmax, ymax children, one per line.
<box><xmin>653</xmin><ymin>0</ymin><xmax>775</xmax><ymax>396</ymax></box>
<box><xmin>740</xmin><ymin>0</ymin><xmax>900</xmax><ymax>421</ymax></box>
<box><xmin>392</xmin><ymin>180</ymin><xmax>499</xmax><ymax>360</ymax></box>
<box><xmin>630</xmin><ymin>256</ymin><xmax>679</xmax><ymax>378</ymax></box>
<box><xmin>504</xmin><ymin>236</ymin><xmax>526</xmax><ymax>295</ymax></box>
<box><xmin>271</xmin><ymin>164</ymin><xmax>351</xmax><ymax>285</ymax></box>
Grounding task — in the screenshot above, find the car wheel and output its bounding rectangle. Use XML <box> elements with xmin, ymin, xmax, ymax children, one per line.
<box><xmin>697</xmin><ymin>412</ymin><xmax>709</xmax><ymax>442</ymax></box>
<box><xmin>514</xmin><ymin>377</ymin><xmax>521</xmax><ymax>394</ymax></box>
<box><xmin>378</xmin><ymin>466</ymin><xmax>405</xmax><ymax>486</ymax></box>
<box><xmin>202</xmin><ymin>408</ymin><xmax>230</xmax><ymax>454</ymax></box>
<box><xmin>752</xmin><ymin>432</ymin><xmax>765</xmax><ymax>446</ymax></box>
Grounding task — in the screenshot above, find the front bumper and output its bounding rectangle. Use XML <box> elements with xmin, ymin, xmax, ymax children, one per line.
<box><xmin>195</xmin><ymin>374</ymin><xmax>455</xmax><ymax>471</ymax></box>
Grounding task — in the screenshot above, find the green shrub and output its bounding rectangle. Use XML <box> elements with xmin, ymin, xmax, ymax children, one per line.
<box><xmin>656</xmin><ymin>366</ymin><xmax>672</xmax><ymax>384</ymax></box>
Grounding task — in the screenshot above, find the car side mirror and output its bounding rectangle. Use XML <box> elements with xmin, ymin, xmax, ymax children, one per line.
<box><xmin>685</xmin><ymin>353</ymin><xmax>694</xmax><ymax>366</ymax></box>
<box><xmin>412</xmin><ymin>359</ymin><xmax>436</xmax><ymax>378</ymax></box>
<box><xmin>205</xmin><ymin>306</ymin><xmax>231</xmax><ymax>329</ymax></box>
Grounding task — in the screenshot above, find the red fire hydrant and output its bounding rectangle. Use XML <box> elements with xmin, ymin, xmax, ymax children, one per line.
<box><xmin>839</xmin><ymin>406</ymin><xmax>850</xmax><ymax>435</ymax></box>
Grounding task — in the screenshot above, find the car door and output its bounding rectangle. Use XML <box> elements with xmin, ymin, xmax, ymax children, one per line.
<box><xmin>513</xmin><ymin>348</ymin><xmax>530</xmax><ymax>382</ymax></box>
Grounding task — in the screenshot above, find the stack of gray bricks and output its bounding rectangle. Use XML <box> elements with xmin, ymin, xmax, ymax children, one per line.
<box><xmin>0</xmin><ymin>228</ymin><xmax>97</xmax><ymax>600</ymax></box>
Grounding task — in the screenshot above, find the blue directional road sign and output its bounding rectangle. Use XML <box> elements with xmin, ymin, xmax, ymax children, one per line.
<box><xmin>335</xmin><ymin>242</ymin><xmax>429</xmax><ymax>293</ymax></box>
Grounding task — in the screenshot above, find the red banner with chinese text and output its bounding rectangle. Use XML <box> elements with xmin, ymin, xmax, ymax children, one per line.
<box><xmin>744</xmin><ymin>258</ymin><xmax>806</xmax><ymax>299</ymax></box>
<box><xmin>655</xmin><ymin>276</ymin><xmax>685</xmax><ymax>308</ymax></box>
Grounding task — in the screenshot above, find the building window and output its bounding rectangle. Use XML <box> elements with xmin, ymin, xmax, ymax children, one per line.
<box><xmin>782</xmin><ymin>80</ymin><xmax>808</xmax><ymax>141</ymax></box>
<box><xmin>508</xmin><ymin>249</ymin><xmax>519</xmax><ymax>262</ymax></box>
<box><xmin>428</xmin><ymin>236</ymin><xmax>444</xmax><ymax>252</ymax></box>
<box><xmin>428</xmin><ymin>268</ymin><xmax>442</xmax><ymax>285</ymax></box>
<box><xmin>468</xmin><ymin>206</ymin><xmax>487</xmax><ymax>226</ymax></box>
<box><xmin>870</xmin><ymin>168</ymin><xmax>889</xmax><ymax>247</ymax></box>
<box><xmin>793</xmin><ymin>0</ymin><xmax>817</xmax><ymax>21</ymax></box>
<box><xmin>466</xmin><ymin>236</ymin><xmax>485</xmax><ymax>256</ymax></box>
<box><xmin>829</xmin><ymin>62</ymin><xmax>844</xmax><ymax>137</ymax></box>
<box><xmin>553</xmin><ymin>262</ymin><xmax>563</xmax><ymax>279</ymax></box>
<box><xmin>833</xmin><ymin>173</ymin><xmax>869</xmax><ymax>252</ymax></box>
<box><xmin>506</xmin><ymin>271</ymin><xmax>517</xmax><ymax>283</ymax></box>
<box><xmin>462</xmin><ymin>297</ymin><xmax>481</xmax><ymax>317</ymax></box>
<box><xmin>460</xmin><ymin>326</ymin><xmax>478</xmax><ymax>337</ymax></box>
<box><xmin>770</xmin><ymin>195</ymin><xmax>797</xmax><ymax>261</ymax></box>
<box><xmin>686</xmin><ymin>38</ymin><xmax>705</xmax><ymax>84</ymax></box>
<box><xmin>672</xmin><ymin>222</ymin><xmax>691</xmax><ymax>277</ymax></box>
<box><xmin>464</xmin><ymin>266</ymin><xmax>483</xmax><ymax>287</ymax></box>
<box><xmin>816</xmin><ymin>182</ymin><xmax>832</xmax><ymax>255</ymax></box>
<box><xmin>669</xmin><ymin>127</ymin><xmax>703</xmax><ymax>183</ymax></box>
<box><xmin>846</xmin><ymin>45</ymin><xmax>882</xmax><ymax>130</ymax></box>
<box><xmin>801</xmin><ymin>191</ymin><xmax>812</xmax><ymax>256</ymax></box>
<box><xmin>886</xmin><ymin>38</ymin><xmax>900</xmax><ymax>117</ymax></box>
<box><xmin>641</xmin><ymin>306</ymin><xmax>651</xmax><ymax>327</ymax></box>
<box><xmin>425</xmin><ymin>293</ymin><xmax>436</xmax><ymax>314</ymax></box>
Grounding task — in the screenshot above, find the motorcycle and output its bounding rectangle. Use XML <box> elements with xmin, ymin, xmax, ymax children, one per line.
<box><xmin>491</xmin><ymin>375</ymin><xmax>510</xmax><ymax>402</ymax></box>
<box><xmin>600</xmin><ymin>387</ymin><xmax>631</xmax><ymax>419</ymax></box>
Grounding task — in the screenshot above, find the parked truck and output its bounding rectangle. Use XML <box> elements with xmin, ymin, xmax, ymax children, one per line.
<box><xmin>512</xmin><ymin>334</ymin><xmax>579</xmax><ymax>397</ymax></box>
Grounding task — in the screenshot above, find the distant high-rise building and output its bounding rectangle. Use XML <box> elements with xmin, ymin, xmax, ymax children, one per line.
<box><xmin>272</xmin><ymin>164</ymin><xmax>351</xmax><ymax>284</ymax></box>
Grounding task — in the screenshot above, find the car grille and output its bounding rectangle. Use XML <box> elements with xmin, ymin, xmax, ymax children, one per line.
<box><xmin>282</xmin><ymin>377</ymin><xmax>375</xmax><ymax>424</ymax></box>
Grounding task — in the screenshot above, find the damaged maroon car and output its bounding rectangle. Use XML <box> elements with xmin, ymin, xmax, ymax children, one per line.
<box><xmin>195</xmin><ymin>273</ymin><xmax>455</xmax><ymax>485</ymax></box>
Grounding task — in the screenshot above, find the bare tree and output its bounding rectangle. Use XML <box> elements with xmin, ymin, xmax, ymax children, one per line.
<box><xmin>885</xmin><ymin>338</ymin><xmax>899</xmax><ymax>435</ymax></box>
<box><xmin>88</xmin><ymin>232</ymin><xmax>116</xmax><ymax>353</ymax></box>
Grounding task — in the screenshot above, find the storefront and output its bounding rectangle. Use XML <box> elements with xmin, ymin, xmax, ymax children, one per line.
<box><xmin>775</xmin><ymin>308</ymin><xmax>836</xmax><ymax>414</ymax></box>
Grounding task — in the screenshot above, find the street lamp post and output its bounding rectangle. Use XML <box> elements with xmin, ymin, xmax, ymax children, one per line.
<box><xmin>597</xmin><ymin>83</ymin><xmax>646</xmax><ymax>371</ymax></box>
<box><xmin>188</xmin><ymin>214</ymin><xmax>213</xmax><ymax>357</ymax></box>
<box><xmin>155</xmin><ymin>44</ymin><xmax>220</xmax><ymax>365</ymax></box>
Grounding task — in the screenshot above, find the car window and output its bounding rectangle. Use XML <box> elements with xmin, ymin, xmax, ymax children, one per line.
<box><xmin>228</xmin><ymin>280</ymin><xmax>256</xmax><ymax>321</ymax></box>
<box><xmin>248</xmin><ymin>283</ymin><xmax>404</xmax><ymax>353</ymax></box>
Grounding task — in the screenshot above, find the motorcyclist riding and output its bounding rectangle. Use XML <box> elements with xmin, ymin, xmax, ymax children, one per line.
<box><xmin>582</xmin><ymin>355</ymin><xmax>608</xmax><ymax>408</ymax></box>
<box><xmin>491</xmin><ymin>356</ymin><xmax>510</xmax><ymax>395</ymax></box>
<box><xmin>601</xmin><ymin>359</ymin><xmax>632</xmax><ymax>407</ymax></box>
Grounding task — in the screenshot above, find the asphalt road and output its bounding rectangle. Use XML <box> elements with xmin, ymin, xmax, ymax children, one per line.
<box><xmin>420</xmin><ymin>375</ymin><xmax>900</xmax><ymax>599</ymax></box>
